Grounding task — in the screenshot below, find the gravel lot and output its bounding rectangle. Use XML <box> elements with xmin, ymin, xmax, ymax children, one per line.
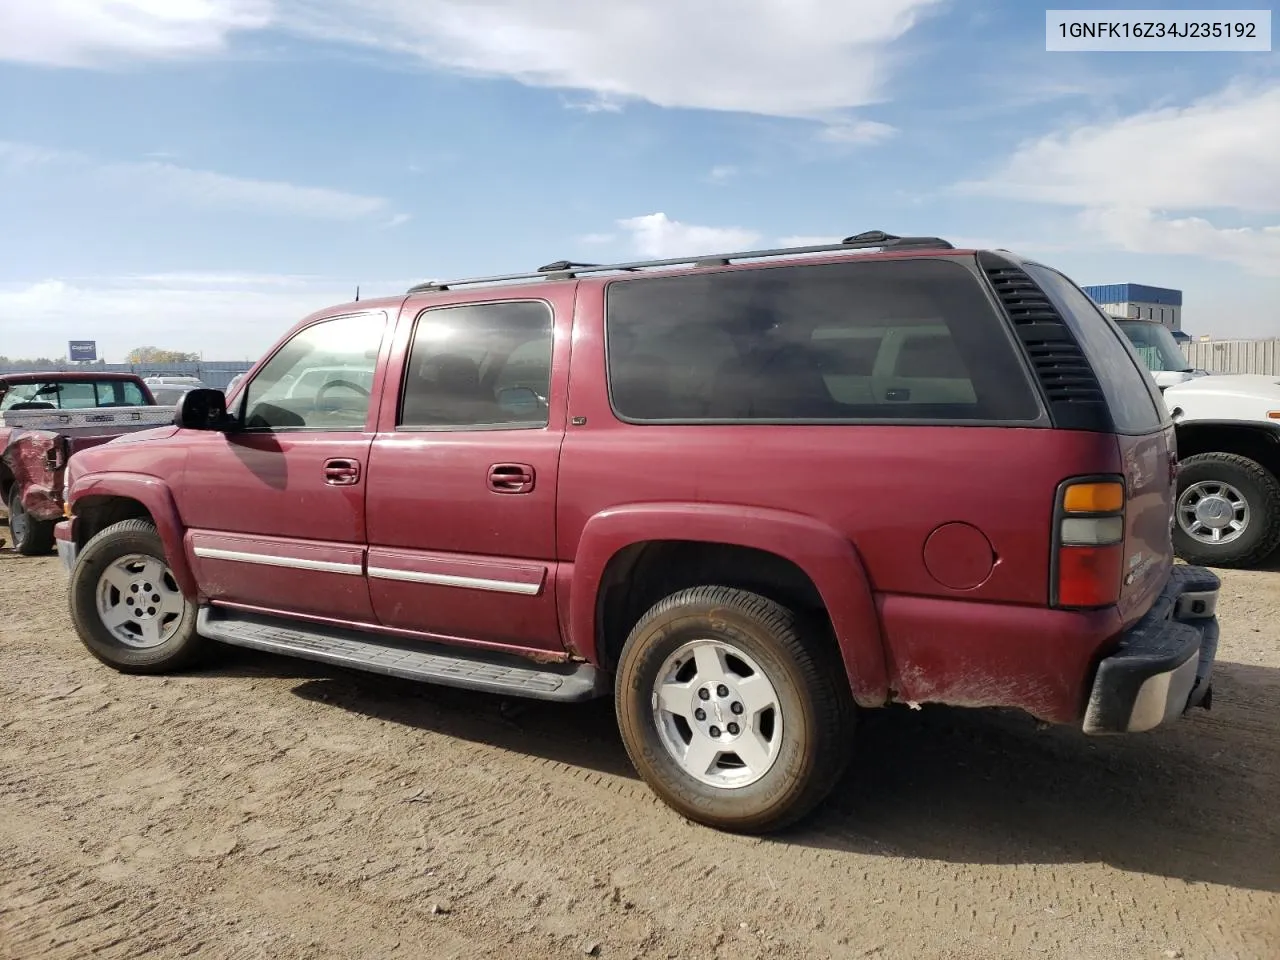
<box><xmin>1</xmin><ymin>550</ymin><xmax>1278</xmax><ymax>960</ymax></box>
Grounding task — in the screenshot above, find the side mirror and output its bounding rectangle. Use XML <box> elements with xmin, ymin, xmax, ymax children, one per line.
<box><xmin>174</xmin><ymin>388</ymin><xmax>235</xmax><ymax>431</ymax></box>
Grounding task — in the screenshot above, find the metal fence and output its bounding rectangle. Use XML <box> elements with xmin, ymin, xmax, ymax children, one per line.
<box><xmin>6</xmin><ymin>339</ymin><xmax>1280</xmax><ymax>385</ymax></box>
<box><xmin>1182</xmin><ymin>339</ymin><xmax>1280</xmax><ymax>376</ymax></box>
<box><xmin>0</xmin><ymin>361</ymin><xmax>254</xmax><ymax>390</ymax></box>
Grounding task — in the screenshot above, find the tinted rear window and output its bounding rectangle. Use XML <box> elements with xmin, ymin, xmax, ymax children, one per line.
<box><xmin>1024</xmin><ymin>264</ymin><xmax>1168</xmax><ymax>435</ymax></box>
<box><xmin>0</xmin><ymin>379</ymin><xmax>147</xmax><ymax>410</ymax></box>
<box><xmin>605</xmin><ymin>257</ymin><xmax>1042</xmax><ymax>423</ymax></box>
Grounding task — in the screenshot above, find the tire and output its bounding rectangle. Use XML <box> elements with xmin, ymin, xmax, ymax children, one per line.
<box><xmin>8</xmin><ymin>488</ymin><xmax>56</xmax><ymax>556</ymax></box>
<box><xmin>68</xmin><ymin>519</ymin><xmax>208</xmax><ymax>674</ymax></box>
<box><xmin>1173</xmin><ymin>453</ymin><xmax>1280</xmax><ymax>568</ymax></box>
<box><xmin>615</xmin><ymin>586</ymin><xmax>855</xmax><ymax>834</ymax></box>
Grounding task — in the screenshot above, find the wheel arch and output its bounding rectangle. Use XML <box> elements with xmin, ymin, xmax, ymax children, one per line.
<box><xmin>1174</xmin><ymin>421</ymin><xmax>1280</xmax><ymax>478</ymax></box>
<box><xmin>69</xmin><ymin>474</ymin><xmax>196</xmax><ymax>597</ymax></box>
<box><xmin>569</xmin><ymin>503</ymin><xmax>889</xmax><ymax>708</ymax></box>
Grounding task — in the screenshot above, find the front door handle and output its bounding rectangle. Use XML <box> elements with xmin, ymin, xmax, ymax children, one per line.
<box><xmin>324</xmin><ymin>458</ymin><xmax>361</xmax><ymax>486</ymax></box>
<box><xmin>488</xmin><ymin>463</ymin><xmax>535</xmax><ymax>494</ymax></box>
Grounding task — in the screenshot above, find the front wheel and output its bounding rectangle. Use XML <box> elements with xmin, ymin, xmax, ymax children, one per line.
<box><xmin>615</xmin><ymin>586</ymin><xmax>855</xmax><ymax>833</ymax></box>
<box><xmin>1173</xmin><ymin>453</ymin><xmax>1280</xmax><ymax>568</ymax></box>
<box><xmin>8</xmin><ymin>488</ymin><xmax>56</xmax><ymax>556</ymax></box>
<box><xmin>68</xmin><ymin>519</ymin><xmax>209</xmax><ymax>673</ymax></box>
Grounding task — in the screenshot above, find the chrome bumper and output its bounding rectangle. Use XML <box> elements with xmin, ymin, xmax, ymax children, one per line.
<box><xmin>1082</xmin><ymin>565</ymin><xmax>1219</xmax><ymax>735</ymax></box>
<box><xmin>55</xmin><ymin>523</ymin><xmax>78</xmax><ymax>574</ymax></box>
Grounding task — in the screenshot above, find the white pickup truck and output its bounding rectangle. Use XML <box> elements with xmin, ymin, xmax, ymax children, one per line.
<box><xmin>1118</xmin><ymin>319</ymin><xmax>1280</xmax><ymax>568</ymax></box>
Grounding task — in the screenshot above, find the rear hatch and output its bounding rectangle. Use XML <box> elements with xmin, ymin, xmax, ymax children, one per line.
<box><xmin>1015</xmin><ymin>263</ymin><xmax>1177</xmax><ymax>623</ymax></box>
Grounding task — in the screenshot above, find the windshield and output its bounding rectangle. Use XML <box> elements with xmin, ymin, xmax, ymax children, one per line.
<box><xmin>1117</xmin><ymin>321</ymin><xmax>1192</xmax><ymax>373</ymax></box>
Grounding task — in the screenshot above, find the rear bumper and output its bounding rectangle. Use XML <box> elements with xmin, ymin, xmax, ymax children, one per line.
<box><xmin>1082</xmin><ymin>565</ymin><xmax>1219</xmax><ymax>735</ymax></box>
<box><xmin>54</xmin><ymin>519</ymin><xmax>77</xmax><ymax>574</ymax></box>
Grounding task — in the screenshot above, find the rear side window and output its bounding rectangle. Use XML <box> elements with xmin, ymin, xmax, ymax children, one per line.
<box><xmin>1024</xmin><ymin>265</ymin><xmax>1167</xmax><ymax>435</ymax></box>
<box><xmin>95</xmin><ymin>381</ymin><xmax>148</xmax><ymax>406</ymax></box>
<box><xmin>605</xmin><ymin>258</ymin><xmax>1042</xmax><ymax>423</ymax></box>
<box><xmin>399</xmin><ymin>300</ymin><xmax>553</xmax><ymax>429</ymax></box>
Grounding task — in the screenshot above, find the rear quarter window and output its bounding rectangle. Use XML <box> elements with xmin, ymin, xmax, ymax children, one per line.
<box><xmin>1023</xmin><ymin>264</ymin><xmax>1168</xmax><ymax>435</ymax></box>
<box><xmin>605</xmin><ymin>257</ymin><xmax>1043</xmax><ymax>424</ymax></box>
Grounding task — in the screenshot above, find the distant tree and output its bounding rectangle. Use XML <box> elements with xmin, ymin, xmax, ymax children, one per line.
<box><xmin>126</xmin><ymin>347</ymin><xmax>200</xmax><ymax>364</ymax></box>
<box><xmin>0</xmin><ymin>356</ymin><xmax>65</xmax><ymax>370</ymax></box>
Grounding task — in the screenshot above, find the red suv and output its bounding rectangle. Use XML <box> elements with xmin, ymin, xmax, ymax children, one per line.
<box><xmin>56</xmin><ymin>232</ymin><xmax>1220</xmax><ymax>832</ymax></box>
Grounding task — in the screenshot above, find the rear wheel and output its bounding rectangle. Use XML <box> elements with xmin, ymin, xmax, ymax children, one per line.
<box><xmin>1173</xmin><ymin>453</ymin><xmax>1280</xmax><ymax>568</ymax></box>
<box><xmin>615</xmin><ymin>586</ymin><xmax>855</xmax><ymax>833</ymax></box>
<box><xmin>7</xmin><ymin>488</ymin><xmax>56</xmax><ymax>556</ymax></box>
<box><xmin>69</xmin><ymin>519</ymin><xmax>208</xmax><ymax>673</ymax></box>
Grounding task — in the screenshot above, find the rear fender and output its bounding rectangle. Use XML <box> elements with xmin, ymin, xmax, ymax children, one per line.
<box><xmin>569</xmin><ymin>502</ymin><xmax>889</xmax><ymax>707</ymax></box>
<box><xmin>69</xmin><ymin>473</ymin><xmax>196</xmax><ymax>598</ymax></box>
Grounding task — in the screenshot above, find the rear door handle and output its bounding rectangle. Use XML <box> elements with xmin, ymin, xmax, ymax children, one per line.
<box><xmin>324</xmin><ymin>458</ymin><xmax>361</xmax><ymax>486</ymax></box>
<box><xmin>488</xmin><ymin>463</ymin><xmax>535</xmax><ymax>494</ymax></box>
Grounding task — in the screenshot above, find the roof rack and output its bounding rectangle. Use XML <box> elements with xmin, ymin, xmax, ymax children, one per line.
<box><xmin>405</xmin><ymin>230</ymin><xmax>954</xmax><ymax>294</ymax></box>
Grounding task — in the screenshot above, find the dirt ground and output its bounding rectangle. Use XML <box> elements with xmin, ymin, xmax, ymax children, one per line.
<box><xmin>1</xmin><ymin>551</ymin><xmax>1278</xmax><ymax>960</ymax></box>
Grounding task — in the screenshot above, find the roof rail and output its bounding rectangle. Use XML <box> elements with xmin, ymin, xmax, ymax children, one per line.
<box><xmin>405</xmin><ymin>230</ymin><xmax>954</xmax><ymax>294</ymax></box>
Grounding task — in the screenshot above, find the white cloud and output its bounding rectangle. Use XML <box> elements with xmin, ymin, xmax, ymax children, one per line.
<box><xmin>0</xmin><ymin>273</ymin><xmax>388</xmax><ymax>360</ymax></box>
<box><xmin>817</xmin><ymin>120</ymin><xmax>898</xmax><ymax>145</ymax></box>
<box><xmin>560</xmin><ymin>92</ymin><xmax>625</xmax><ymax>114</ymax></box>
<box><xmin>115</xmin><ymin>160</ymin><xmax>389</xmax><ymax>219</ymax></box>
<box><xmin>0</xmin><ymin>0</ymin><xmax>272</xmax><ymax>67</ymax></box>
<box><xmin>0</xmin><ymin>139</ymin><xmax>393</xmax><ymax>220</ymax></box>
<box><xmin>706</xmin><ymin>165</ymin><xmax>737</xmax><ymax>185</ymax></box>
<box><xmin>956</xmin><ymin>83</ymin><xmax>1280</xmax><ymax>276</ymax></box>
<box><xmin>1080</xmin><ymin>208</ymin><xmax>1280</xmax><ymax>278</ymax></box>
<box><xmin>617</xmin><ymin>213</ymin><xmax>761</xmax><ymax>258</ymax></box>
<box><xmin>958</xmin><ymin>84</ymin><xmax>1280</xmax><ymax>213</ymax></box>
<box><xmin>3</xmin><ymin>1</ymin><xmax>944</xmax><ymax>119</ymax></box>
<box><xmin>0</xmin><ymin>140</ymin><xmax>75</xmax><ymax>170</ymax></box>
<box><xmin>287</xmin><ymin>0</ymin><xmax>945</xmax><ymax>118</ymax></box>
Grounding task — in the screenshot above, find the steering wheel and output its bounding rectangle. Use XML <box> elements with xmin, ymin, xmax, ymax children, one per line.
<box><xmin>315</xmin><ymin>379</ymin><xmax>370</xmax><ymax>412</ymax></box>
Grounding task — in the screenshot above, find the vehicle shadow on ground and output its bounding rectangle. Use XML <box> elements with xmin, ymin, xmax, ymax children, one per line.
<box><xmin>203</xmin><ymin>646</ymin><xmax>1280</xmax><ymax>895</ymax></box>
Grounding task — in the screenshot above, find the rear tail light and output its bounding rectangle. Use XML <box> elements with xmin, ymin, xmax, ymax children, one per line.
<box><xmin>1053</xmin><ymin>478</ymin><xmax>1125</xmax><ymax>608</ymax></box>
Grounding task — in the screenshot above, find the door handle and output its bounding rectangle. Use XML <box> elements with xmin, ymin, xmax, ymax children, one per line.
<box><xmin>324</xmin><ymin>458</ymin><xmax>361</xmax><ymax>486</ymax></box>
<box><xmin>488</xmin><ymin>463</ymin><xmax>535</xmax><ymax>494</ymax></box>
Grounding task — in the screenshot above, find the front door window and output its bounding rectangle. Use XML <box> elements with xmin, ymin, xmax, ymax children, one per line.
<box><xmin>241</xmin><ymin>314</ymin><xmax>383</xmax><ymax>432</ymax></box>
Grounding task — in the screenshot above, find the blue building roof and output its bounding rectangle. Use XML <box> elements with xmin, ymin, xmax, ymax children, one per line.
<box><xmin>1082</xmin><ymin>283</ymin><xmax>1183</xmax><ymax>307</ymax></box>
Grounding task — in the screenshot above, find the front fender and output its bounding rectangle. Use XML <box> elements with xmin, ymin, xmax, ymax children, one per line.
<box><xmin>569</xmin><ymin>502</ymin><xmax>889</xmax><ymax>707</ymax></box>
<box><xmin>70</xmin><ymin>472</ymin><xmax>196</xmax><ymax>598</ymax></box>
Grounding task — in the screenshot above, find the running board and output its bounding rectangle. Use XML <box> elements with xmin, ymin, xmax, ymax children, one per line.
<box><xmin>196</xmin><ymin>609</ymin><xmax>608</xmax><ymax>702</ymax></box>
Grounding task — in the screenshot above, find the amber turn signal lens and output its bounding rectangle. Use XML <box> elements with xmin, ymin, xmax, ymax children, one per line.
<box><xmin>1062</xmin><ymin>481</ymin><xmax>1125</xmax><ymax>514</ymax></box>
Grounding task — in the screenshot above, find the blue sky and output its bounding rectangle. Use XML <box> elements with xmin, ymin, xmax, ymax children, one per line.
<box><xmin>1</xmin><ymin>0</ymin><xmax>1277</xmax><ymax>360</ymax></box>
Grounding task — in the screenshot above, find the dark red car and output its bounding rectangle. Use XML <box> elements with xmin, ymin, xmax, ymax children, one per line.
<box><xmin>54</xmin><ymin>232</ymin><xmax>1221</xmax><ymax>832</ymax></box>
<box><xmin>1</xmin><ymin>371</ymin><xmax>159</xmax><ymax>554</ymax></box>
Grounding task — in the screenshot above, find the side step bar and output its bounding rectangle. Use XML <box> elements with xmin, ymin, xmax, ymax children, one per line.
<box><xmin>196</xmin><ymin>609</ymin><xmax>608</xmax><ymax>703</ymax></box>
